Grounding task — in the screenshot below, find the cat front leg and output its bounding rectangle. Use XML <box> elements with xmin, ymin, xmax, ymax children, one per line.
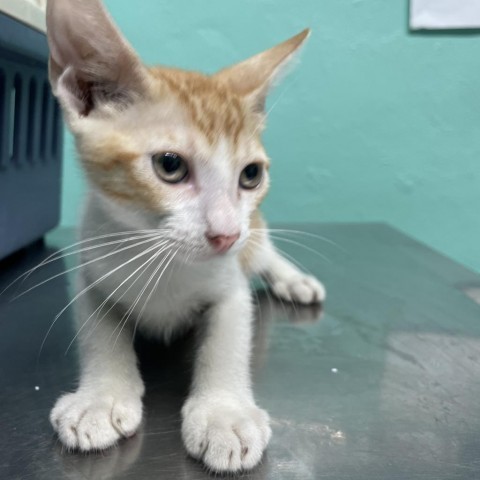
<box><xmin>181</xmin><ymin>274</ymin><xmax>271</xmax><ymax>473</ymax></box>
<box><xmin>260</xmin><ymin>236</ymin><xmax>326</xmax><ymax>304</ymax></box>
<box><xmin>50</xmin><ymin>275</ymin><xmax>144</xmax><ymax>451</ymax></box>
<box><xmin>242</xmin><ymin>214</ymin><xmax>326</xmax><ymax>304</ymax></box>
<box><xmin>265</xmin><ymin>247</ymin><xmax>326</xmax><ymax>304</ymax></box>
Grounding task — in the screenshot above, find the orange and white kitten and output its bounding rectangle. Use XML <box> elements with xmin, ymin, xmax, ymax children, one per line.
<box><xmin>46</xmin><ymin>0</ymin><xmax>325</xmax><ymax>473</ymax></box>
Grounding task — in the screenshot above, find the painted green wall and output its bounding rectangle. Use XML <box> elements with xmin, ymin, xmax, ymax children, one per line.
<box><xmin>60</xmin><ymin>0</ymin><xmax>480</xmax><ymax>272</ymax></box>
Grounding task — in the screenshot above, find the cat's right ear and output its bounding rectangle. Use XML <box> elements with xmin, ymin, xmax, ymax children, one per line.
<box><xmin>46</xmin><ymin>0</ymin><xmax>149</xmax><ymax>123</ymax></box>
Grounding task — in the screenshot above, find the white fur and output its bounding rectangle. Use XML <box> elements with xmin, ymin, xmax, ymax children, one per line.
<box><xmin>46</xmin><ymin>0</ymin><xmax>325</xmax><ymax>472</ymax></box>
<box><xmin>50</xmin><ymin>191</ymin><xmax>324</xmax><ymax>471</ymax></box>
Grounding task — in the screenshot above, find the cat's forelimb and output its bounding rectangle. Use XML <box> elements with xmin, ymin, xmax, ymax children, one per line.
<box><xmin>181</xmin><ymin>269</ymin><xmax>271</xmax><ymax>472</ymax></box>
<box><xmin>50</xmin><ymin>273</ymin><xmax>144</xmax><ymax>451</ymax></box>
<box><xmin>248</xmin><ymin>231</ymin><xmax>326</xmax><ymax>304</ymax></box>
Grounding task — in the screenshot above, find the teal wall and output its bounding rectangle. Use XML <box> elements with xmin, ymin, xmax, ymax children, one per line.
<box><xmin>61</xmin><ymin>0</ymin><xmax>480</xmax><ymax>273</ymax></box>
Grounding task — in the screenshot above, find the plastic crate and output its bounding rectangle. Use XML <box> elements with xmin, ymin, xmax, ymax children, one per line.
<box><xmin>0</xmin><ymin>11</ymin><xmax>62</xmax><ymax>261</ymax></box>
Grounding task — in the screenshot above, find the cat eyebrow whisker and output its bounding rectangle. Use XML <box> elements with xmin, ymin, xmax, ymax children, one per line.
<box><xmin>37</xmin><ymin>238</ymin><xmax>168</xmax><ymax>359</ymax></box>
<box><xmin>64</xmin><ymin>240</ymin><xmax>171</xmax><ymax>355</ymax></box>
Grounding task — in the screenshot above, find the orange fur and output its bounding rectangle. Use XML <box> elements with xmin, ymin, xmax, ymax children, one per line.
<box><xmin>79</xmin><ymin>132</ymin><xmax>160</xmax><ymax>209</ymax></box>
<box><xmin>77</xmin><ymin>67</ymin><xmax>269</xmax><ymax>211</ymax></box>
<box><xmin>149</xmin><ymin>68</ymin><xmax>250</xmax><ymax>146</ymax></box>
<box><xmin>53</xmin><ymin>16</ymin><xmax>308</xmax><ymax>240</ymax></box>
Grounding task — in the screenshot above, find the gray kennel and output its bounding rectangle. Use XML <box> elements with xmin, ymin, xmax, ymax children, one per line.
<box><xmin>0</xmin><ymin>9</ymin><xmax>63</xmax><ymax>261</ymax></box>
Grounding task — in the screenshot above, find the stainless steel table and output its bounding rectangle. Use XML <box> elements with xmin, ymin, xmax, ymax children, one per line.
<box><xmin>1</xmin><ymin>224</ymin><xmax>480</xmax><ymax>479</ymax></box>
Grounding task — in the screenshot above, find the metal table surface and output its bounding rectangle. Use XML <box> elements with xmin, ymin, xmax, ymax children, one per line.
<box><xmin>1</xmin><ymin>223</ymin><xmax>480</xmax><ymax>480</ymax></box>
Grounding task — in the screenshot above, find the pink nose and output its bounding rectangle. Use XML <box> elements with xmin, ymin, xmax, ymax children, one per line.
<box><xmin>206</xmin><ymin>233</ymin><xmax>240</xmax><ymax>253</ymax></box>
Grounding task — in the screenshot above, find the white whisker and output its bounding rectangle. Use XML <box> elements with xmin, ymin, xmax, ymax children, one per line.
<box><xmin>267</xmin><ymin>234</ymin><xmax>332</xmax><ymax>264</ymax></box>
<box><xmin>251</xmin><ymin>227</ymin><xmax>345</xmax><ymax>252</ymax></box>
<box><xmin>247</xmin><ymin>237</ymin><xmax>302</xmax><ymax>319</ymax></box>
<box><xmin>132</xmin><ymin>247</ymin><xmax>180</xmax><ymax>341</ymax></box>
<box><xmin>112</xmin><ymin>247</ymin><xmax>176</xmax><ymax>350</ymax></box>
<box><xmin>38</xmin><ymin>238</ymin><xmax>167</xmax><ymax>358</ymax></box>
<box><xmin>1</xmin><ymin>229</ymin><xmax>165</xmax><ymax>295</ymax></box>
<box><xmin>104</xmin><ymin>243</ymin><xmax>173</xmax><ymax>344</ymax></box>
<box><xmin>14</xmin><ymin>236</ymin><xmax>164</xmax><ymax>301</ymax></box>
<box><xmin>64</xmin><ymin>241</ymin><xmax>170</xmax><ymax>355</ymax></box>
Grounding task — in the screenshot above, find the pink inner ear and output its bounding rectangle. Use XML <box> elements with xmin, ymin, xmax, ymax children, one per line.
<box><xmin>76</xmin><ymin>79</ymin><xmax>95</xmax><ymax>116</ymax></box>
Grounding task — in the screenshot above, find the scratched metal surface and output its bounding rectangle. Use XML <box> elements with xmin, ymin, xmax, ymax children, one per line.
<box><xmin>1</xmin><ymin>223</ymin><xmax>480</xmax><ymax>480</ymax></box>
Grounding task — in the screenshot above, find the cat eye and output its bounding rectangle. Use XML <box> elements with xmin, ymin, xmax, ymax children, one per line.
<box><xmin>239</xmin><ymin>163</ymin><xmax>263</xmax><ymax>189</ymax></box>
<box><xmin>152</xmin><ymin>152</ymin><xmax>188</xmax><ymax>184</ymax></box>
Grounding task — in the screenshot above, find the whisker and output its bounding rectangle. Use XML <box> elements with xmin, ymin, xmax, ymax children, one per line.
<box><xmin>1</xmin><ymin>229</ymin><xmax>165</xmax><ymax>295</ymax></box>
<box><xmin>246</xmin><ymin>237</ymin><xmax>302</xmax><ymax>319</ymax></box>
<box><xmin>248</xmin><ymin>236</ymin><xmax>316</xmax><ymax>279</ymax></box>
<box><xmin>131</xmin><ymin>247</ymin><xmax>180</xmax><ymax>342</ymax></box>
<box><xmin>256</xmin><ymin>271</ymin><xmax>292</xmax><ymax>321</ymax></box>
<box><xmin>251</xmin><ymin>227</ymin><xmax>345</xmax><ymax>252</ymax></box>
<box><xmin>37</xmin><ymin>238</ymin><xmax>167</xmax><ymax>359</ymax></box>
<box><xmin>267</xmin><ymin>235</ymin><xmax>332</xmax><ymax>264</ymax></box>
<box><xmin>112</xmin><ymin>247</ymin><xmax>176</xmax><ymax>350</ymax></box>
<box><xmin>25</xmin><ymin>233</ymin><xmax>162</xmax><ymax>283</ymax></box>
<box><xmin>39</xmin><ymin>231</ymin><xmax>165</xmax><ymax>265</ymax></box>
<box><xmin>64</xmin><ymin>241</ymin><xmax>170</xmax><ymax>355</ymax></box>
<box><xmin>13</xmin><ymin>236</ymin><xmax>164</xmax><ymax>301</ymax></box>
<box><xmin>102</xmin><ymin>243</ymin><xmax>173</xmax><ymax>344</ymax></box>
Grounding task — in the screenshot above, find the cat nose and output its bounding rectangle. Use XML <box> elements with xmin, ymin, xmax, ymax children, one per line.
<box><xmin>206</xmin><ymin>233</ymin><xmax>240</xmax><ymax>253</ymax></box>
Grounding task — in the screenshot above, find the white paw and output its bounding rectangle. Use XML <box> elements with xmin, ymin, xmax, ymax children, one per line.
<box><xmin>271</xmin><ymin>274</ymin><xmax>326</xmax><ymax>304</ymax></box>
<box><xmin>50</xmin><ymin>390</ymin><xmax>143</xmax><ymax>451</ymax></box>
<box><xmin>181</xmin><ymin>395</ymin><xmax>271</xmax><ymax>473</ymax></box>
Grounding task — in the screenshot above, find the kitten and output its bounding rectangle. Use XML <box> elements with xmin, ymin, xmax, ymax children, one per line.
<box><xmin>46</xmin><ymin>0</ymin><xmax>325</xmax><ymax>473</ymax></box>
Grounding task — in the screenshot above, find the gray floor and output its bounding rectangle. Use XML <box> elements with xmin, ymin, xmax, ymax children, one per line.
<box><xmin>1</xmin><ymin>223</ymin><xmax>480</xmax><ymax>479</ymax></box>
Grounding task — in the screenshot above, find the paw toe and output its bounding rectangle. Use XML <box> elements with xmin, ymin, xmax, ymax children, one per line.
<box><xmin>272</xmin><ymin>274</ymin><xmax>326</xmax><ymax>304</ymax></box>
<box><xmin>50</xmin><ymin>391</ymin><xmax>142</xmax><ymax>451</ymax></box>
<box><xmin>112</xmin><ymin>399</ymin><xmax>142</xmax><ymax>437</ymax></box>
<box><xmin>182</xmin><ymin>398</ymin><xmax>271</xmax><ymax>473</ymax></box>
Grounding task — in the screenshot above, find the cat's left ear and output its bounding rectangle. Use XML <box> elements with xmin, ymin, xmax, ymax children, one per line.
<box><xmin>214</xmin><ymin>29</ymin><xmax>310</xmax><ymax>112</ymax></box>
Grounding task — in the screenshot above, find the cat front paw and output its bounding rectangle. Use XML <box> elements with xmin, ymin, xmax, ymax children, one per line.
<box><xmin>271</xmin><ymin>273</ymin><xmax>326</xmax><ymax>304</ymax></box>
<box><xmin>50</xmin><ymin>390</ymin><xmax>143</xmax><ymax>451</ymax></box>
<box><xmin>181</xmin><ymin>395</ymin><xmax>271</xmax><ymax>473</ymax></box>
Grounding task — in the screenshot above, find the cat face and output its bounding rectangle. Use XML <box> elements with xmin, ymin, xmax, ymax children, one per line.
<box><xmin>47</xmin><ymin>0</ymin><xmax>309</xmax><ymax>262</ymax></box>
<box><xmin>75</xmin><ymin>69</ymin><xmax>270</xmax><ymax>260</ymax></box>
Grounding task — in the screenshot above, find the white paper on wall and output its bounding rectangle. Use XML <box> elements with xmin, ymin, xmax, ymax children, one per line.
<box><xmin>411</xmin><ymin>0</ymin><xmax>480</xmax><ymax>30</ymax></box>
<box><xmin>0</xmin><ymin>0</ymin><xmax>46</xmax><ymax>32</ymax></box>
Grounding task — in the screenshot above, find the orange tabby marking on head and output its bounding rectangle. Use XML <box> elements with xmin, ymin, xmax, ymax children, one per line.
<box><xmin>79</xmin><ymin>132</ymin><xmax>163</xmax><ymax>209</ymax></box>
<box><xmin>150</xmin><ymin>68</ymin><xmax>248</xmax><ymax>146</ymax></box>
<box><xmin>76</xmin><ymin>67</ymin><xmax>268</xmax><ymax>210</ymax></box>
